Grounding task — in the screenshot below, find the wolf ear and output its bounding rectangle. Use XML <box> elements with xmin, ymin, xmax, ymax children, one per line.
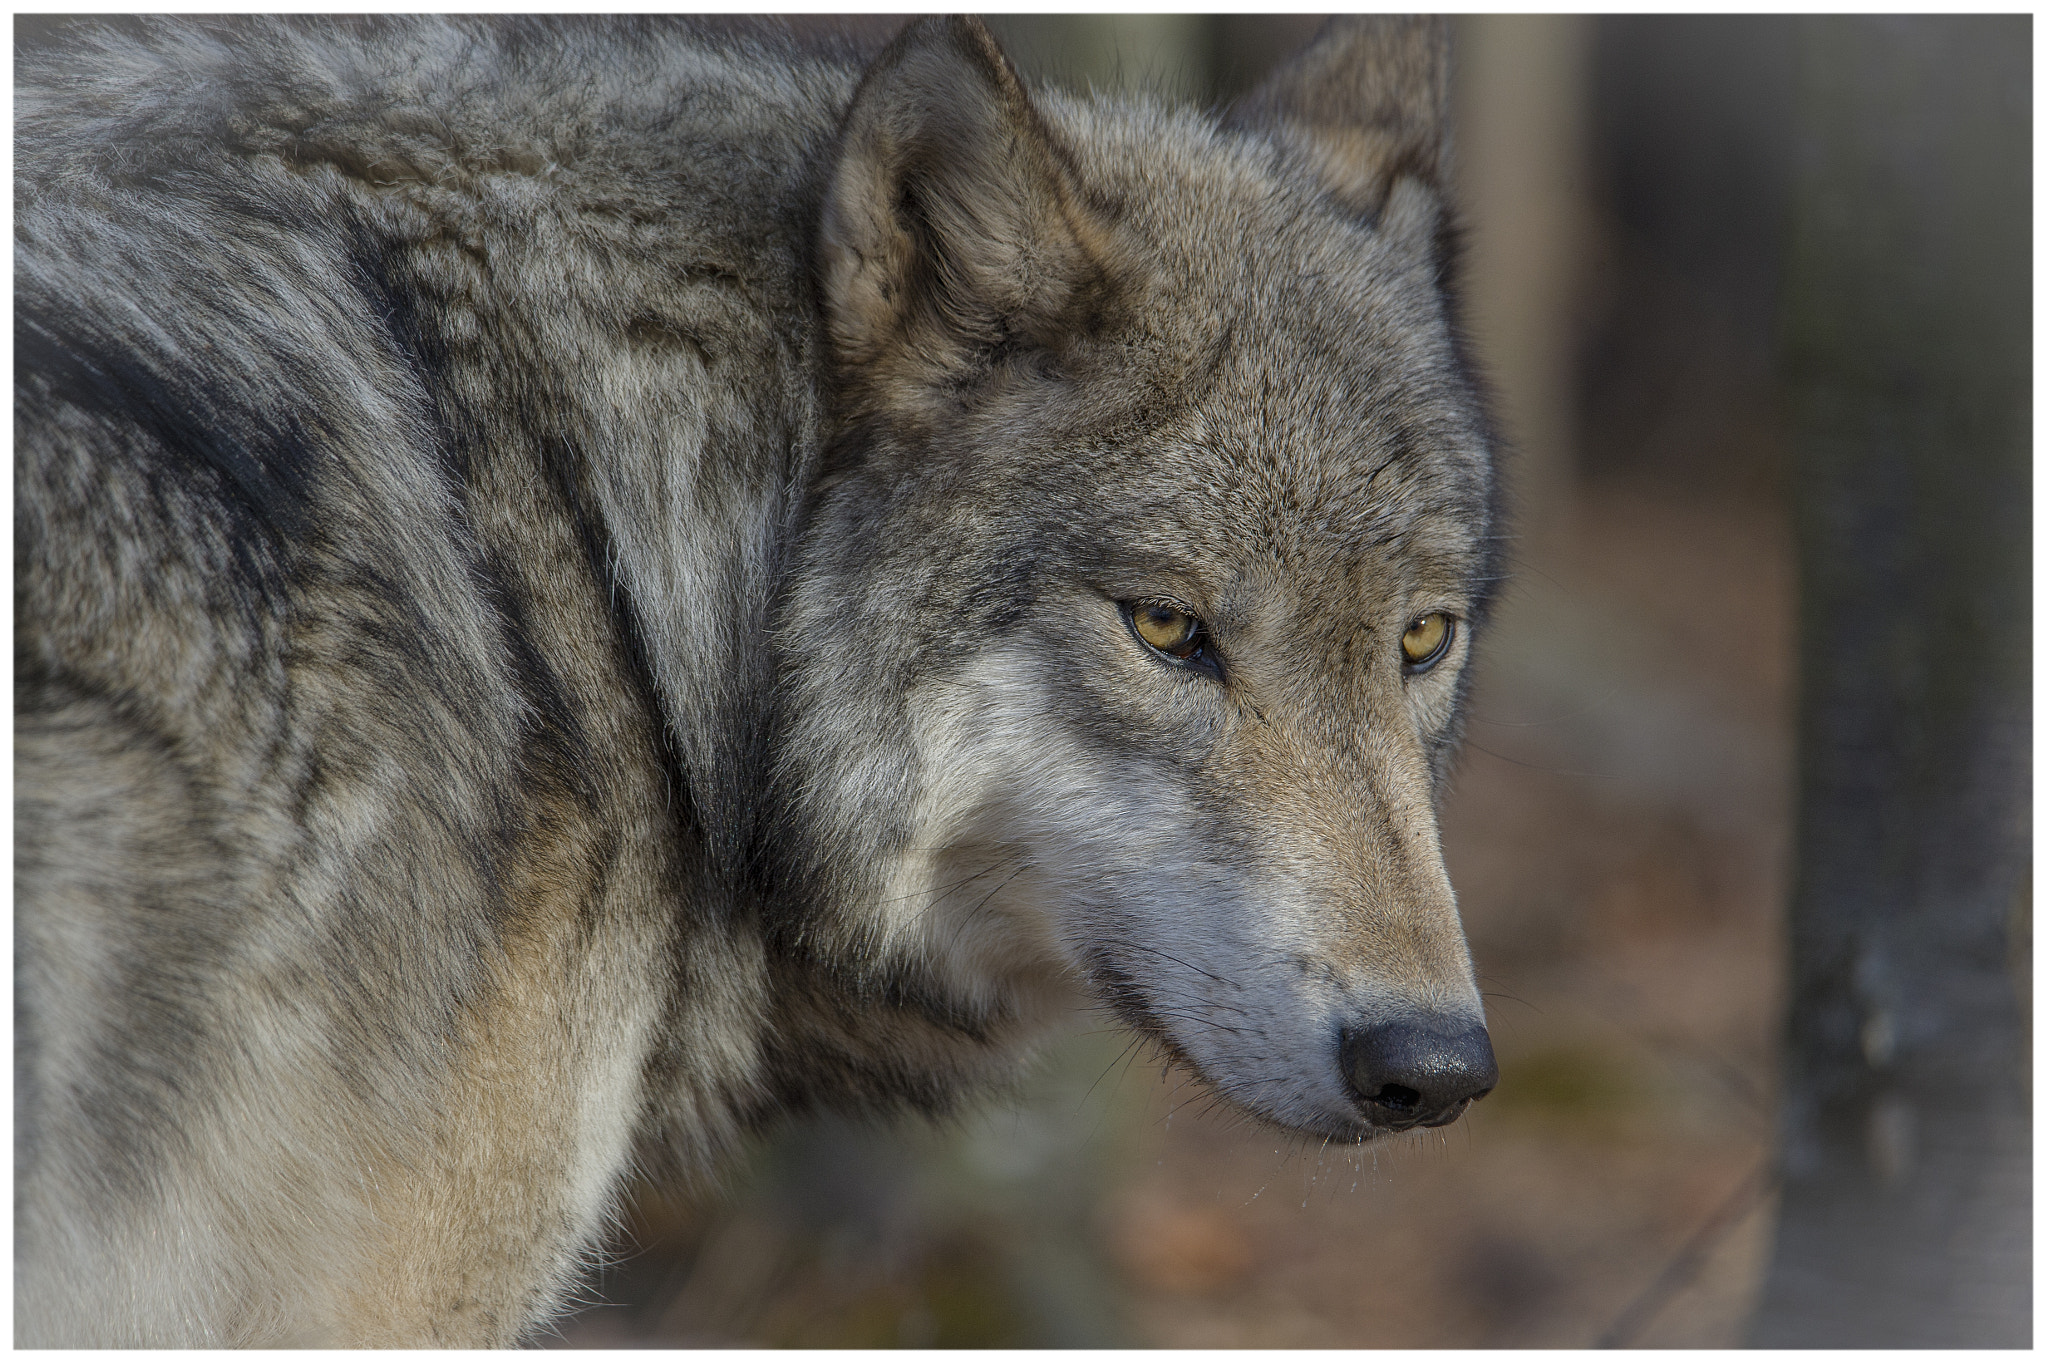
<box><xmin>1227</xmin><ymin>16</ymin><xmax>1449</xmax><ymax>233</ymax></box>
<box><xmin>819</xmin><ymin>16</ymin><xmax>1108</xmax><ymax>414</ymax></box>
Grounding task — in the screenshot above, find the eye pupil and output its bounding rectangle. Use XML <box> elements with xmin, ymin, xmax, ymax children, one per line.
<box><xmin>1402</xmin><ymin>612</ymin><xmax>1454</xmax><ymax>671</ymax></box>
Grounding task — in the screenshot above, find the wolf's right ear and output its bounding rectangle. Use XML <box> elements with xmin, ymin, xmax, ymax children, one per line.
<box><xmin>1226</xmin><ymin>17</ymin><xmax>1449</xmax><ymax>237</ymax></box>
<box><xmin>819</xmin><ymin>17</ymin><xmax>1109</xmax><ymax>419</ymax></box>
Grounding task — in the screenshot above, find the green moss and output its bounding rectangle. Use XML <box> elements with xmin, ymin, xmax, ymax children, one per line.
<box><xmin>1487</xmin><ymin>1044</ymin><xmax>1640</xmax><ymax>1117</ymax></box>
<box><xmin>768</xmin><ymin>1234</ymin><xmax>1028</xmax><ymax>1348</ymax></box>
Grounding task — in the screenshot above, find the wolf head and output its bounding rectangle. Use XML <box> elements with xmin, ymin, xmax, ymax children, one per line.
<box><xmin>765</xmin><ymin>17</ymin><xmax>1499</xmax><ymax>1142</ymax></box>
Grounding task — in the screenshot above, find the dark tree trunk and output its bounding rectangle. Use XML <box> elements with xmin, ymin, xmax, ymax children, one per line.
<box><xmin>1750</xmin><ymin>16</ymin><xmax>2031</xmax><ymax>1347</ymax></box>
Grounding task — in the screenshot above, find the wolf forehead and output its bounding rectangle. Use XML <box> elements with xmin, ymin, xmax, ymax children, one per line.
<box><xmin>863</xmin><ymin>93</ymin><xmax>1492</xmax><ymax>575</ymax></box>
<box><xmin>858</xmin><ymin>337</ymin><xmax>1494</xmax><ymax>625</ymax></box>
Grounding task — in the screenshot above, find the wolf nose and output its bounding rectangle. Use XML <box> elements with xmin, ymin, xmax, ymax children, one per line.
<box><xmin>1339</xmin><ymin>1018</ymin><xmax>1498</xmax><ymax>1131</ymax></box>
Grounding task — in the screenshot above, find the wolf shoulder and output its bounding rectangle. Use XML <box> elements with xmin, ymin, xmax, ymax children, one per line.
<box><xmin>14</xmin><ymin>15</ymin><xmax>854</xmax><ymax>506</ymax></box>
<box><xmin>14</xmin><ymin>16</ymin><xmax>850</xmax><ymax>737</ymax></box>
<box><xmin>13</xmin><ymin>14</ymin><xmax>852</xmax><ymax>961</ymax></box>
<box><xmin>14</xmin><ymin>20</ymin><xmax>851</xmax><ymax>1343</ymax></box>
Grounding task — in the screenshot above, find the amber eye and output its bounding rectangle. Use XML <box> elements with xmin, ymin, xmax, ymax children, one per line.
<box><xmin>1128</xmin><ymin>602</ymin><xmax>1206</xmax><ymax>661</ymax></box>
<box><xmin>1401</xmin><ymin>612</ymin><xmax>1455</xmax><ymax>672</ymax></box>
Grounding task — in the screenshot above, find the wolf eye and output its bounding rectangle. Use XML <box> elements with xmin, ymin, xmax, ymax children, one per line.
<box><xmin>1126</xmin><ymin>601</ymin><xmax>1207</xmax><ymax>663</ymax></box>
<box><xmin>1401</xmin><ymin>612</ymin><xmax>1455</xmax><ymax>673</ymax></box>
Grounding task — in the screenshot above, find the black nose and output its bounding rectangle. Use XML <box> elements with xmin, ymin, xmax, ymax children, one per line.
<box><xmin>1339</xmin><ymin>1018</ymin><xmax>1498</xmax><ymax>1130</ymax></box>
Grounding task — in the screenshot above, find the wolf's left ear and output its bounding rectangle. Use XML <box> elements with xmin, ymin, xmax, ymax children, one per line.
<box><xmin>819</xmin><ymin>16</ymin><xmax>1110</xmax><ymax>416</ymax></box>
<box><xmin>1227</xmin><ymin>16</ymin><xmax>1449</xmax><ymax>237</ymax></box>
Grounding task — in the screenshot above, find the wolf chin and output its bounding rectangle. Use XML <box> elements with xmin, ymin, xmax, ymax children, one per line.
<box><xmin>15</xmin><ymin>15</ymin><xmax>1503</xmax><ymax>1346</ymax></box>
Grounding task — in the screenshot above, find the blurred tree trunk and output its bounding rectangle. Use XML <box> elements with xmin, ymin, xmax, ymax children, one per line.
<box><xmin>1453</xmin><ymin>15</ymin><xmax>1592</xmax><ymax>536</ymax></box>
<box><xmin>982</xmin><ymin>14</ymin><xmax>1219</xmax><ymax>105</ymax></box>
<box><xmin>1750</xmin><ymin>17</ymin><xmax>2030</xmax><ymax>1347</ymax></box>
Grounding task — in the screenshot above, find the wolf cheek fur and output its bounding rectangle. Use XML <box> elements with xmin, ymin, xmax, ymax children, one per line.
<box><xmin>15</xmin><ymin>15</ymin><xmax>1501</xmax><ymax>1346</ymax></box>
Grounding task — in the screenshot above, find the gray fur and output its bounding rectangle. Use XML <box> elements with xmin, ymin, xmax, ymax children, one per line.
<box><xmin>15</xmin><ymin>16</ymin><xmax>1500</xmax><ymax>1346</ymax></box>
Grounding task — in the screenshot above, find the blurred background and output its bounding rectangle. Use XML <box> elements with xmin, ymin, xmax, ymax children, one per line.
<box><xmin>554</xmin><ymin>16</ymin><xmax>2029</xmax><ymax>1348</ymax></box>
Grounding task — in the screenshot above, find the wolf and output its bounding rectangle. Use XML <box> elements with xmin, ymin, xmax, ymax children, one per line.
<box><xmin>14</xmin><ymin>13</ymin><xmax>1502</xmax><ymax>1346</ymax></box>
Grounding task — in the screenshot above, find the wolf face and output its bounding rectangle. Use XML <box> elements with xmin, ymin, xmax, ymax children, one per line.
<box><xmin>770</xmin><ymin>18</ymin><xmax>1499</xmax><ymax>1141</ymax></box>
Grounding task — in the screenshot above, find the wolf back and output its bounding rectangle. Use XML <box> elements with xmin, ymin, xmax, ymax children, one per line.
<box><xmin>15</xmin><ymin>15</ymin><xmax>1502</xmax><ymax>1345</ymax></box>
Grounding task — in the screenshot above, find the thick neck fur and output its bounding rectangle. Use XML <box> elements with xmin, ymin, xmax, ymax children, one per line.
<box><xmin>19</xmin><ymin>17</ymin><xmax>1038</xmax><ymax>1123</ymax></box>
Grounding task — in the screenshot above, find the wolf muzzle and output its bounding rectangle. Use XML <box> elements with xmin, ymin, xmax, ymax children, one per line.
<box><xmin>1339</xmin><ymin>1017</ymin><xmax>1499</xmax><ymax>1131</ymax></box>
